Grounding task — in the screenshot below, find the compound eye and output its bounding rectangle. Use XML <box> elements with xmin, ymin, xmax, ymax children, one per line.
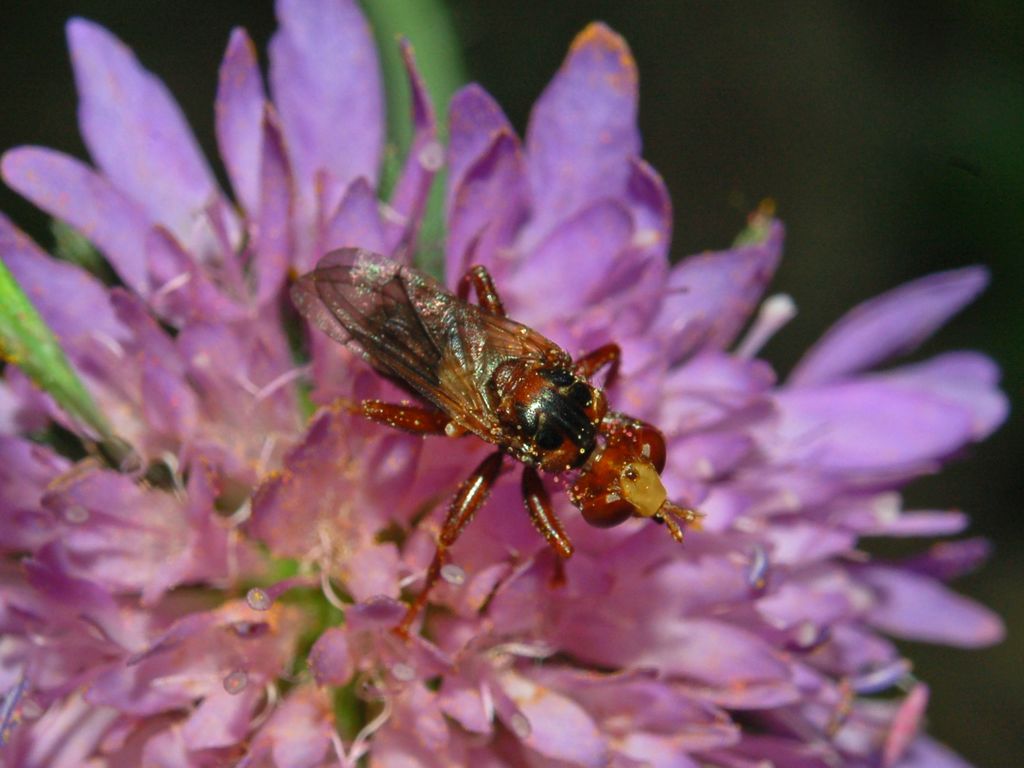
<box><xmin>579</xmin><ymin>494</ymin><xmax>634</xmax><ymax>528</ymax></box>
<box><xmin>535</xmin><ymin>425</ymin><xmax>563</xmax><ymax>451</ymax></box>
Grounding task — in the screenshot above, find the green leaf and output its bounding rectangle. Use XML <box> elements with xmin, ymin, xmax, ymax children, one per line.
<box><xmin>0</xmin><ymin>257</ymin><xmax>113</xmax><ymax>441</ymax></box>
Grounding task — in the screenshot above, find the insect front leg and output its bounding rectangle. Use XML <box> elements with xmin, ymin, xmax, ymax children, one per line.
<box><xmin>522</xmin><ymin>466</ymin><xmax>574</xmax><ymax>588</ymax></box>
<box><xmin>457</xmin><ymin>265</ymin><xmax>506</xmax><ymax>317</ymax></box>
<box><xmin>521</xmin><ymin>466</ymin><xmax>574</xmax><ymax>559</ymax></box>
<box><xmin>575</xmin><ymin>343</ymin><xmax>621</xmax><ymax>388</ymax></box>
<box><xmin>395</xmin><ymin>450</ymin><xmax>504</xmax><ymax>637</ymax></box>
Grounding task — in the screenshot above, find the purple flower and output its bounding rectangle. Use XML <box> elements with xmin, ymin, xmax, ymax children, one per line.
<box><xmin>0</xmin><ymin>3</ymin><xmax>1006</xmax><ymax>767</ymax></box>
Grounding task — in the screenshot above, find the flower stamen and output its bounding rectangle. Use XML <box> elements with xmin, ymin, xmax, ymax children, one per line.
<box><xmin>251</xmin><ymin>365</ymin><xmax>311</xmax><ymax>407</ymax></box>
<box><xmin>151</xmin><ymin>271</ymin><xmax>192</xmax><ymax>302</ymax></box>
<box><xmin>735</xmin><ymin>293</ymin><xmax>797</xmax><ymax>358</ymax></box>
<box><xmin>320</xmin><ymin>570</ymin><xmax>348</xmax><ymax>611</ymax></box>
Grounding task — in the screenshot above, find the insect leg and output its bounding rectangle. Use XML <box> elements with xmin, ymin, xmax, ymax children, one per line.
<box><xmin>521</xmin><ymin>466</ymin><xmax>574</xmax><ymax>559</ymax></box>
<box><xmin>575</xmin><ymin>342</ymin><xmax>621</xmax><ymax>388</ymax></box>
<box><xmin>457</xmin><ymin>265</ymin><xmax>506</xmax><ymax>317</ymax></box>
<box><xmin>357</xmin><ymin>400</ymin><xmax>452</xmax><ymax>435</ymax></box>
<box><xmin>395</xmin><ymin>450</ymin><xmax>504</xmax><ymax>636</ymax></box>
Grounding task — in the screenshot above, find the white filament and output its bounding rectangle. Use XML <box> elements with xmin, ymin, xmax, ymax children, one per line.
<box><xmin>736</xmin><ymin>293</ymin><xmax>797</xmax><ymax>358</ymax></box>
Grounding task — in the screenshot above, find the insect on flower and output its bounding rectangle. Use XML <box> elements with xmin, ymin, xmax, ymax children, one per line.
<box><xmin>292</xmin><ymin>249</ymin><xmax>700</xmax><ymax>634</ymax></box>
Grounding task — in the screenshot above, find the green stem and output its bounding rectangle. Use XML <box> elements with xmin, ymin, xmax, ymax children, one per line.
<box><xmin>362</xmin><ymin>0</ymin><xmax>468</xmax><ymax>278</ymax></box>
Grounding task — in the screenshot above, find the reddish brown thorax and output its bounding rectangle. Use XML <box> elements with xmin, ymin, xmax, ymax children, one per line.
<box><xmin>488</xmin><ymin>359</ymin><xmax>607</xmax><ymax>471</ymax></box>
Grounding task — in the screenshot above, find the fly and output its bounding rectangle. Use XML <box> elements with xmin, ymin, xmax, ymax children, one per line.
<box><xmin>292</xmin><ymin>248</ymin><xmax>700</xmax><ymax>635</ymax></box>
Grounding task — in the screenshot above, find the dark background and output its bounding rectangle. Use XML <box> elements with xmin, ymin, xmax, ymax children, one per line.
<box><xmin>1</xmin><ymin>2</ymin><xmax>1020</xmax><ymax>764</ymax></box>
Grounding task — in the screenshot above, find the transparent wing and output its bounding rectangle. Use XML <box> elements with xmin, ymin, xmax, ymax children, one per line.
<box><xmin>292</xmin><ymin>249</ymin><xmax>513</xmax><ymax>436</ymax></box>
<box><xmin>292</xmin><ymin>249</ymin><xmax>445</xmax><ymax>386</ymax></box>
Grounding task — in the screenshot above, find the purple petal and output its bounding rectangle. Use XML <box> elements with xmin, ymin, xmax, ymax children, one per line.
<box><xmin>445</xmin><ymin>130</ymin><xmax>527</xmax><ymax>283</ymax></box>
<box><xmin>447</xmin><ymin>84</ymin><xmax>515</xmax><ymax>212</ymax></box>
<box><xmin>625</xmin><ymin>157</ymin><xmax>673</xmax><ymax>262</ymax></box>
<box><xmin>181</xmin><ymin>686</ymin><xmax>259</xmax><ymax>749</ymax></box>
<box><xmin>656</xmin><ymin>219</ymin><xmax>784</xmax><ymax>360</ymax></box>
<box><xmin>216</xmin><ymin>28</ymin><xmax>266</xmax><ymax>216</ymax></box>
<box><xmin>248</xmin><ymin>410</ymin><xmax>343</xmax><ymax>557</ymax></box>
<box><xmin>251</xmin><ymin>106</ymin><xmax>293</xmax><ymax>300</ymax></box>
<box><xmin>250</xmin><ymin>686</ymin><xmax>334</xmax><ymax>768</ymax></box>
<box><xmin>0</xmin><ymin>213</ymin><xmax>125</xmax><ymax>347</ymax></box>
<box><xmin>641</xmin><ymin>618</ymin><xmax>795</xmax><ymax>692</ymax></box>
<box><xmin>67</xmin><ymin>19</ymin><xmax>224</xmax><ymax>244</ymax></box>
<box><xmin>6</xmin><ymin>693</ymin><xmax>118</xmax><ymax>768</ymax></box>
<box><xmin>269</xmin><ymin>0</ymin><xmax>383</xmax><ymax>209</ymax></box>
<box><xmin>96</xmin><ymin>600</ymin><xmax>294</xmax><ymax>717</ymax></box>
<box><xmin>41</xmin><ymin>467</ymin><xmax>227</xmax><ymax>604</ymax></box>
<box><xmin>109</xmin><ymin>289</ymin><xmax>181</xmax><ymax>366</ymax></box>
<box><xmin>323</xmin><ymin>178</ymin><xmax>386</xmax><ymax>255</ymax></box>
<box><xmin>717</xmin><ymin>734</ymin><xmax>839</xmax><ymax>768</ymax></box>
<box><xmin>506</xmin><ymin>199</ymin><xmax>633</xmax><ymax>322</ymax></box>
<box><xmin>756</xmin><ymin>569</ymin><xmax>858</xmax><ymax>630</ymax></box>
<box><xmin>0</xmin><ymin>438</ymin><xmax>68</xmax><ymax>551</ymax></box>
<box><xmin>175</xmin><ymin>318</ymin><xmax>298</xmax><ymax>449</ymax></box>
<box><xmin>659</xmin><ymin>352</ymin><xmax>774</xmax><ymax>434</ymax></box>
<box><xmin>24</xmin><ymin>546</ymin><xmax>144</xmax><ymax>651</ymax></box>
<box><xmin>346</xmin><ymin>596</ymin><xmax>406</xmax><ymax>631</ymax></box>
<box><xmin>617</xmin><ymin>734</ymin><xmax>703</xmax><ymax>767</ymax></box>
<box><xmin>146</xmin><ymin>227</ymin><xmax>242</xmax><ymax>324</ymax></box>
<box><xmin>249</xmin><ymin>409</ymin><xmax>405</xmax><ymax>559</ymax></box>
<box><xmin>1</xmin><ymin>147</ymin><xmax>153</xmax><ymax>295</ymax></box>
<box><xmin>878</xmin><ymin>511</ymin><xmax>968</xmax><ymax>536</ymax></box>
<box><xmin>838</xmin><ymin>500</ymin><xmax>969</xmax><ymax>538</ymax></box>
<box><xmin>500</xmin><ymin>671</ymin><xmax>607</xmax><ymax>767</ymax></box>
<box><xmin>762</xmin><ymin>523</ymin><xmax>855</xmax><ymax>565</ymax></box>
<box><xmin>766</xmin><ymin>380</ymin><xmax>975</xmax><ymax>475</ymax></box>
<box><xmin>140</xmin><ymin>726</ymin><xmax>190</xmax><ymax>767</ymax></box>
<box><xmin>860</xmin><ymin>565</ymin><xmax>1004</xmax><ymax>647</ymax></box>
<box><xmin>791</xmin><ymin>267</ymin><xmax>989</xmax><ymax>386</ymax></box>
<box><xmin>396</xmin><ymin>686</ymin><xmax>450</xmax><ymax>751</ymax></box>
<box><xmin>534</xmin><ymin>670</ymin><xmax>738</xmax><ymax>754</ymax></box>
<box><xmin>524</xmin><ymin>23</ymin><xmax>640</xmax><ymax>243</ymax></box>
<box><xmin>818</xmin><ymin>623</ymin><xmax>899</xmax><ymax>677</ymax></box>
<box><xmin>558</xmin><ymin>603</ymin><xmax>795</xmax><ymax>708</ymax></box>
<box><xmin>385</xmin><ymin>41</ymin><xmax>439</xmax><ymax>255</ymax></box>
<box><xmin>369</xmin><ymin>729</ymin><xmax>461</xmax><ymax>768</ymax></box>
<box><xmin>902</xmin><ymin>537</ymin><xmax>992</xmax><ymax>581</ymax></box>
<box><xmin>668</xmin><ymin>432</ymin><xmax>754</xmax><ymax>482</ymax></box>
<box><xmin>0</xmin><ymin>369</ymin><xmax>50</xmax><ymax>434</ymax></box>
<box><xmin>883</xmin><ymin>684</ymin><xmax>929</xmax><ymax>767</ymax></box>
<box><xmin>308</xmin><ymin>628</ymin><xmax>352</xmax><ymax>686</ymax></box>
<box><xmin>438</xmin><ymin>676</ymin><xmax>492</xmax><ymax>734</ymax></box>
<box><xmin>881</xmin><ymin>352</ymin><xmax>1007</xmax><ymax>440</ymax></box>
<box><xmin>342</xmin><ymin>543</ymin><xmax>400</xmax><ymax>602</ymax></box>
<box><xmin>560</xmin><ymin>257</ymin><xmax>670</xmax><ymax>377</ymax></box>
<box><xmin>140</xmin><ymin>364</ymin><xmax>198</xmax><ymax>440</ymax></box>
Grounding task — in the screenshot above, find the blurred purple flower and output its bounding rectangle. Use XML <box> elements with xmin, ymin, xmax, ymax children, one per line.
<box><xmin>0</xmin><ymin>2</ymin><xmax>1006</xmax><ymax>767</ymax></box>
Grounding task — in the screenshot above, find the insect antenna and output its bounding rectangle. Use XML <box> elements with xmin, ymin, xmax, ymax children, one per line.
<box><xmin>657</xmin><ymin>501</ymin><xmax>703</xmax><ymax>542</ymax></box>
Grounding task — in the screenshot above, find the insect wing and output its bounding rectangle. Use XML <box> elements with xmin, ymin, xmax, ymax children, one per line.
<box><xmin>293</xmin><ymin>249</ymin><xmax>440</xmax><ymax>379</ymax></box>
<box><xmin>473</xmin><ymin>311</ymin><xmax>568</xmax><ymax>364</ymax></box>
<box><xmin>292</xmin><ymin>249</ymin><xmax>497</xmax><ymax>435</ymax></box>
